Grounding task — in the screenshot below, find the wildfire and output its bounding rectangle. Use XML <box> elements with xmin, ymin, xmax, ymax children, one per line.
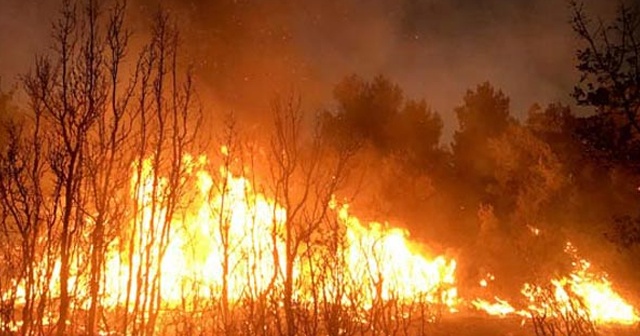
<box><xmin>3</xmin><ymin>152</ymin><xmax>639</xmax><ymax>333</ymax></box>
<box><xmin>471</xmin><ymin>297</ymin><xmax>523</xmax><ymax>317</ymax></box>
<box><xmin>473</xmin><ymin>242</ymin><xmax>640</xmax><ymax>325</ymax></box>
<box><xmin>336</xmin><ymin>205</ymin><xmax>458</xmax><ymax>309</ymax></box>
<box><xmin>99</xmin><ymin>154</ymin><xmax>458</xmax><ymax>309</ymax></box>
<box><xmin>522</xmin><ymin>243</ymin><xmax>639</xmax><ymax>325</ymax></box>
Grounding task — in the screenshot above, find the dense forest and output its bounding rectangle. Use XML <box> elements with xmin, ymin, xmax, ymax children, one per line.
<box><xmin>0</xmin><ymin>0</ymin><xmax>639</xmax><ymax>335</ymax></box>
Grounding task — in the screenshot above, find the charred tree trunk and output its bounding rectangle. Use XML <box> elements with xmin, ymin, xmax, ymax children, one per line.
<box><xmin>284</xmin><ymin>228</ymin><xmax>296</xmax><ymax>336</ymax></box>
<box><xmin>57</xmin><ymin>151</ymin><xmax>79</xmax><ymax>336</ymax></box>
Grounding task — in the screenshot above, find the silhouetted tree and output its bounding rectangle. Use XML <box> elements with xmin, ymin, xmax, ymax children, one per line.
<box><xmin>452</xmin><ymin>82</ymin><xmax>512</xmax><ymax>196</ymax></box>
<box><xmin>269</xmin><ymin>94</ymin><xmax>356</xmax><ymax>336</ymax></box>
<box><xmin>571</xmin><ymin>0</ymin><xmax>640</xmax><ymax>164</ymax></box>
<box><xmin>121</xmin><ymin>10</ymin><xmax>200</xmax><ymax>335</ymax></box>
<box><xmin>569</xmin><ymin>1</ymin><xmax>640</xmax><ymax>257</ymax></box>
<box><xmin>321</xmin><ymin>75</ymin><xmax>446</xmax><ymax>221</ymax></box>
<box><xmin>0</xmin><ymin>1</ymin><xmax>201</xmax><ymax>335</ymax></box>
<box><xmin>323</xmin><ymin>74</ymin><xmax>402</xmax><ymax>151</ymax></box>
<box><xmin>393</xmin><ymin>99</ymin><xmax>445</xmax><ymax>171</ymax></box>
<box><xmin>0</xmin><ymin>96</ymin><xmax>52</xmax><ymax>335</ymax></box>
<box><xmin>28</xmin><ymin>1</ymin><xmax>109</xmax><ymax>332</ymax></box>
<box><xmin>323</xmin><ymin>74</ymin><xmax>444</xmax><ymax>163</ymax></box>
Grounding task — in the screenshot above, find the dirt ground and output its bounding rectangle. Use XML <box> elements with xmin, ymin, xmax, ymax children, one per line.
<box><xmin>429</xmin><ymin>316</ymin><xmax>639</xmax><ymax>336</ymax></box>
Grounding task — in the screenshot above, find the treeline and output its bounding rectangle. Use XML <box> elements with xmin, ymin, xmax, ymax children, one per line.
<box><xmin>321</xmin><ymin>75</ymin><xmax>639</xmax><ymax>295</ymax></box>
<box><xmin>0</xmin><ymin>0</ymin><xmax>639</xmax><ymax>335</ymax></box>
<box><xmin>317</xmin><ymin>0</ymin><xmax>640</xmax><ymax>300</ymax></box>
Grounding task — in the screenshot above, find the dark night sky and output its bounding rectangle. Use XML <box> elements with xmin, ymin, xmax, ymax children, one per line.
<box><xmin>0</xmin><ymin>0</ymin><xmax>621</xmax><ymax>141</ymax></box>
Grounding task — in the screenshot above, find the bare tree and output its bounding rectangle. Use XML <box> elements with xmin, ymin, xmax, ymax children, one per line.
<box><xmin>268</xmin><ymin>95</ymin><xmax>357</xmax><ymax>336</ymax></box>
<box><xmin>0</xmin><ymin>1</ymin><xmax>200</xmax><ymax>335</ymax></box>
<box><xmin>0</xmin><ymin>110</ymin><xmax>52</xmax><ymax>335</ymax></box>
<box><xmin>121</xmin><ymin>9</ymin><xmax>200</xmax><ymax>335</ymax></box>
<box><xmin>81</xmin><ymin>1</ymin><xmax>138</xmax><ymax>334</ymax></box>
<box><xmin>213</xmin><ymin>115</ymin><xmax>240</xmax><ymax>335</ymax></box>
<box><xmin>20</xmin><ymin>0</ymin><xmax>110</xmax><ymax>333</ymax></box>
<box><xmin>571</xmin><ymin>1</ymin><xmax>640</xmax><ymax>142</ymax></box>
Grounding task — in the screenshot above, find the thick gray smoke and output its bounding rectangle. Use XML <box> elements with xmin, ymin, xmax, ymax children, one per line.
<box><xmin>0</xmin><ymin>0</ymin><xmax>621</xmax><ymax>140</ymax></box>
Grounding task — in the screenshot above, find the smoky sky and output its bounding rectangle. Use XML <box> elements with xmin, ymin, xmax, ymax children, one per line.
<box><xmin>0</xmin><ymin>0</ymin><xmax>621</xmax><ymax>141</ymax></box>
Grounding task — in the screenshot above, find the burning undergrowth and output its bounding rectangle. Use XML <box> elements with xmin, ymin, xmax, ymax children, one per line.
<box><xmin>1</xmin><ymin>145</ymin><xmax>637</xmax><ymax>335</ymax></box>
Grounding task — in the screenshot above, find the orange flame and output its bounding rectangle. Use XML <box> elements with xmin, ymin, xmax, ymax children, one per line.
<box><xmin>4</xmin><ymin>153</ymin><xmax>639</xmax><ymax>332</ymax></box>
<box><xmin>473</xmin><ymin>242</ymin><xmax>639</xmax><ymax>326</ymax></box>
<box><xmin>522</xmin><ymin>243</ymin><xmax>639</xmax><ymax>325</ymax></box>
<box><xmin>472</xmin><ymin>297</ymin><xmax>525</xmax><ymax>317</ymax></box>
<box><xmin>337</xmin><ymin>205</ymin><xmax>458</xmax><ymax>309</ymax></box>
<box><xmin>98</xmin><ymin>154</ymin><xmax>459</xmax><ymax>310</ymax></box>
